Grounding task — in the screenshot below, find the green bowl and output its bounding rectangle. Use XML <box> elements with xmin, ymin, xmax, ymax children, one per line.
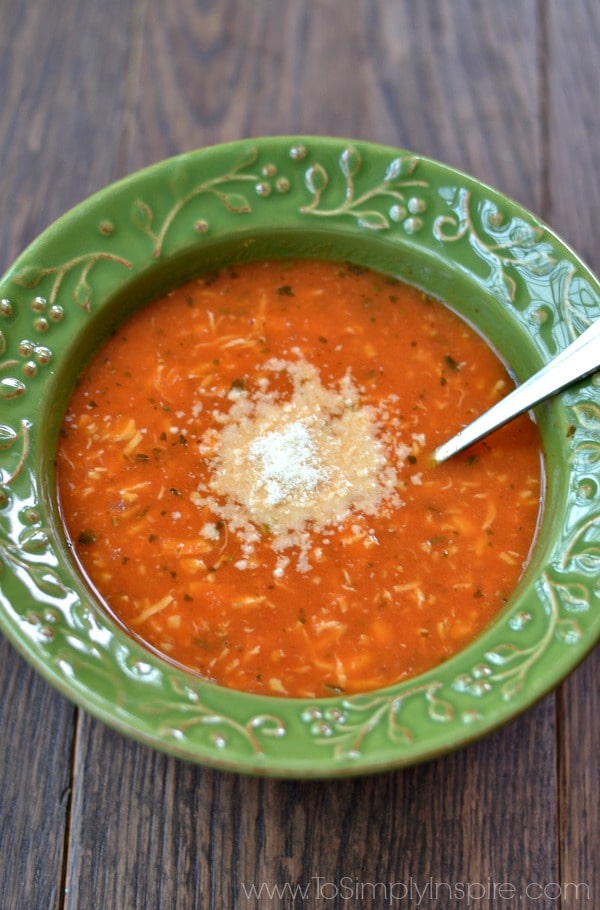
<box><xmin>0</xmin><ymin>137</ymin><xmax>598</xmax><ymax>777</ymax></box>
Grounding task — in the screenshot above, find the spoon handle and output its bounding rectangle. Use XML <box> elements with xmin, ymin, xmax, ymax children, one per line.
<box><xmin>433</xmin><ymin>318</ymin><xmax>600</xmax><ymax>463</ymax></box>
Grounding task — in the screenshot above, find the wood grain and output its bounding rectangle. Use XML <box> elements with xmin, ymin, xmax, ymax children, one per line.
<box><xmin>0</xmin><ymin>0</ymin><xmax>139</xmax><ymax>270</ymax></box>
<box><xmin>0</xmin><ymin>2</ymin><xmax>137</xmax><ymax>908</ymax></box>
<box><xmin>0</xmin><ymin>642</ymin><xmax>75</xmax><ymax>909</ymax></box>
<box><xmin>366</xmin><ymin>0</ymin><xmax>541</xmax><ymax>209</ymax></box>
<box><xmin>0</xmin><ymin>1</ymin><xmax>597</xmax><ymax>908</ymax></box>
<box><xmin>547</xmin><ymin>1</ymin><xmax>600</xmax><ymax>903</ymax></box>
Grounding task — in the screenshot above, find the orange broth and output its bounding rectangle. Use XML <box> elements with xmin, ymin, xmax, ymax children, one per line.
<box><xmin>57</xmin><ymin>259</ymin><xmax>543</xmax><ymax>697</ymax></box>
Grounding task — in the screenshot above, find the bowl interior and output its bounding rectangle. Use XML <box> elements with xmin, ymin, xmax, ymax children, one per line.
<box><xmin>41</xmin><ymin>227</ymin><xmax>565</xmax><ymax>609</ymax></box>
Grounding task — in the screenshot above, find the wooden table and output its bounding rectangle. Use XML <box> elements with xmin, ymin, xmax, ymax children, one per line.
<box><xmin>1</xmin><ymin>2</ymin><xmax>598</xmax><ymax>907</ymax></box>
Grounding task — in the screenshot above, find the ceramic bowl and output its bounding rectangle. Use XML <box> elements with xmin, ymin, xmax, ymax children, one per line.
<box><xmin>1</xmin><ymin>137</ymin><xmax>598</xmax><ymax>777</ymax></box>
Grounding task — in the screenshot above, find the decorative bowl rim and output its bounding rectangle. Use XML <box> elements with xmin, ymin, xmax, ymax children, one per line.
<box><xmin>0</xmin><ymin>135</ymin><xmax>598</xmax><ymax>777</ymax></box>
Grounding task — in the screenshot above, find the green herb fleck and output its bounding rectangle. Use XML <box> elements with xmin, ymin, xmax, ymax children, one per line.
<box><xmin>444</xmin><ymin>354</ymin><xmax>461</xmax><ymax>371</ymax></box>
<box><xmin>346</xmin><ymin>263</ymin><xmax>366</xmax><ymax>276</ymax></box>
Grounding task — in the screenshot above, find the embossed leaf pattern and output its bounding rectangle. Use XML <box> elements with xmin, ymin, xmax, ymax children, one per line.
<box><xmin>572</xmin><ymin>401</ymin><xmax>600</xmax><ymax>431</ymax></box>
<box><xmin>74</xmin><ymin>278</ymin><xmax>93</xmax><ymax>311</ymax></box>
<box><xmin>303</xmin><ymin>163</ymin><xmax>329</xmax><ymax>200</ymax></box>
<box><xmin>573</xmin><ymin>440</ymin><xmax>600</xmax><ymax>468</ymax></box>
<box><xmin>18</xmin><ymin>527</ymin><xmax>50</xmax><ymax>554</ymax></box>
<box><xmin>12</xmin><ymin>265</ymin><xmax>46</xmax><ymax>288</ymax></box>
<box><xmin>0</xmin><ymin>418</ymin><xmax>72</xmax><ymax>619</ymax></box>
<box><xmin>357</xmin><ymin>211</ymin><xmax>390</xmax><ymax>230</ymax></box>
<box><xmin>129</xmin><ymin>148</ymin><xmax>261</xmax><ymax>257</ymax></box>
<box><xmin>0</xmin><ymin>377</ymin><xmax>26</xmax><ymax>400</ymax></box>
<box><xmin>451</xmin><ymin>571</ymin><xmax>594</xmax><ymax>706</ymax></box>
<box><xmin>560</xmin><ymin>515</ymin><xmax>600</xmax><ymax>574</ymax></box>
<box><xmin>496</xmin><ymin>220</ymin><xmax>556</xmax><ymax>277</ymax></box>
<box><xmin>300</xmin><ymin>145</ymin><xmax>427</xmax><ymax>228</ymax></box>
<box><xmin>564</xmin><ymin>273</ymin><xmax>600</xmax><ymax>338</ymax></box>
<box><xmin>499</xmin><ymin>675</ymin><xmax>525</xmax><ymax>701</ymax></box>
<box><xmin>554</xmin><ymin>582</ymin><xmax>594</xmax><ymax>613</ymax></box>
<box><xmin>573</xmin><ymin>549</ymin><xmax>600</xmax><ymax>573</ymax></box>
<box><xmin>339</xmin><ymin>146</ymin><xmax>361</xmax><ymax>179</ymax></box>
<box><xmin>425</xmin><ymin>686</ymin><xmax>455</xmax><ymax>723</ymax></box>
<box><xmin>0</xmin><ymin>542</ymin><xmax>67</xmax><ymax>599</ymax></box>
<box><xmin>507</xmin><ymin>223</ymin><xmax>544</xmax><ymax>249</ymax></box>
<box><xmin>218</xmin><ymin>192</ymin><xmax>252</xmax><ymax>213</ymax></box>
<box><xmin>384</xmin><ymin>155</ymin><xmax>419</xmax><ymax>181</ymax></box>
<box><xmin>0</xmin><ymin>419</ymin><xmax>29</xmax><ymax>484</ymax></box>
<box><xmin>137</xmin><ymin>688</ymin><xmax>286</xmax><ymax>756</ymax></box>
<box><xmin>235</xmin><ymin>144</ymin><xmax>259</xmax><ymax>170</ymax></box>
<box><xmin>302</xmin><ymin>684</ymin><xmax>454</xmax><ymax>758</ymax></box>
<box><xmin>0</xmin><ymin>424</ymin><xmax>18</xmax><ymax>450</ymax></box>
<box><xmin>555</xmin><ymin>619</ymin><xmax>583</xmax><ymax>644</ymax></box>
<box><xmin>12</xmin><ymin>253</ymin><xmax>132</xmax><ymax>309</ymax></box>
<box><xmin>484</xmin><ymin>643</ymin><xmax>525</xmax><ymax>666</ymax></box>
<box><xmin>434</xmin><ymin>193</ymin><xmax>559</xmax><ymax>306</ymax></box>
<box><xmin>131</xmin><ymin>198</ymin><xmax>154</xmax><ymax>232</ymax></box>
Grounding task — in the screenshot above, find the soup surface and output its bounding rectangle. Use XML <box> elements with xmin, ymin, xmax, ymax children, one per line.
<box><xmin>58</xmin><ymin>259</ymin><xmax>542</xmax><ymax>697</ymax></box>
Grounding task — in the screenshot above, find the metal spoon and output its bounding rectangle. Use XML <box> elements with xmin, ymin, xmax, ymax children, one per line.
<box><xmin>432</xmin><ymin>318</ymin><xmax>600</xmax><ymax>463</ymax></box>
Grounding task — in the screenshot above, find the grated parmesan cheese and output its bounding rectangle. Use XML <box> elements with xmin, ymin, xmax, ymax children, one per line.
<box><xmin>248</xmin><ymin>419</ymin><xmax>326</xmax><ymax>506</ymax></box>
<box><xmin>194</xmin><ymin>355</ymin><xmax>406</xmax><ymax>572</ymax></box>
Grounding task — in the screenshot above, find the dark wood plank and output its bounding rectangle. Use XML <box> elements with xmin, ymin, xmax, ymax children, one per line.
<box><xmin>234</xmin><ymin>703</ymin><xmax>558</xmax><ymax>909</ymax></box>
<box><xmin>546</xmin><ymin>0</ymin><xmax>600</xmax><ymax>273</ymax></box>
<box><xmin>129</xmin><ymin>0</ymin><xmax>541</xmax><ymax>214</ymax></box>
<box><xmin>128</xmin><ymin>0</ymin><xmax>384</xmax><ymax>168</ymax></box>
<box><xmin>366</xmin><ymin>0</ymin><xmax>542</xmax><ymax>212</ymax></box>
<box><xmin>0</xmin><ymin>1</ymin><xmax>139</xmax><ymax>908</ymax></box>
<box><xmin>0</xmin><ymin>642</ymin><xmax>75</xmax><ymax>910</ymax></box>
<box><xmin>547</xmin><ymin>0</ymin><xmax>600</xmax><ymax>903</ymax></box>
<box><xmin>0</xmin><ymin>0</ymin><xmax>140</xmax><ymax>272</ymax></box>
<box><xmin>557</xmin><ymin>653</ymin><xmax>600</xmax><ymax>906</ymax></box>
<box><xmin>64</xmin><ymin>699</ymin><xmax>557</xmax><ymax>909</ymax></box>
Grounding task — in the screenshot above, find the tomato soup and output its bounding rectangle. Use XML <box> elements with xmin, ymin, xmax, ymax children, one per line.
<box><xmin>57</xmin><ymin>260</ymin><xmax>543</xmax><ymax>697</ymax></box>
